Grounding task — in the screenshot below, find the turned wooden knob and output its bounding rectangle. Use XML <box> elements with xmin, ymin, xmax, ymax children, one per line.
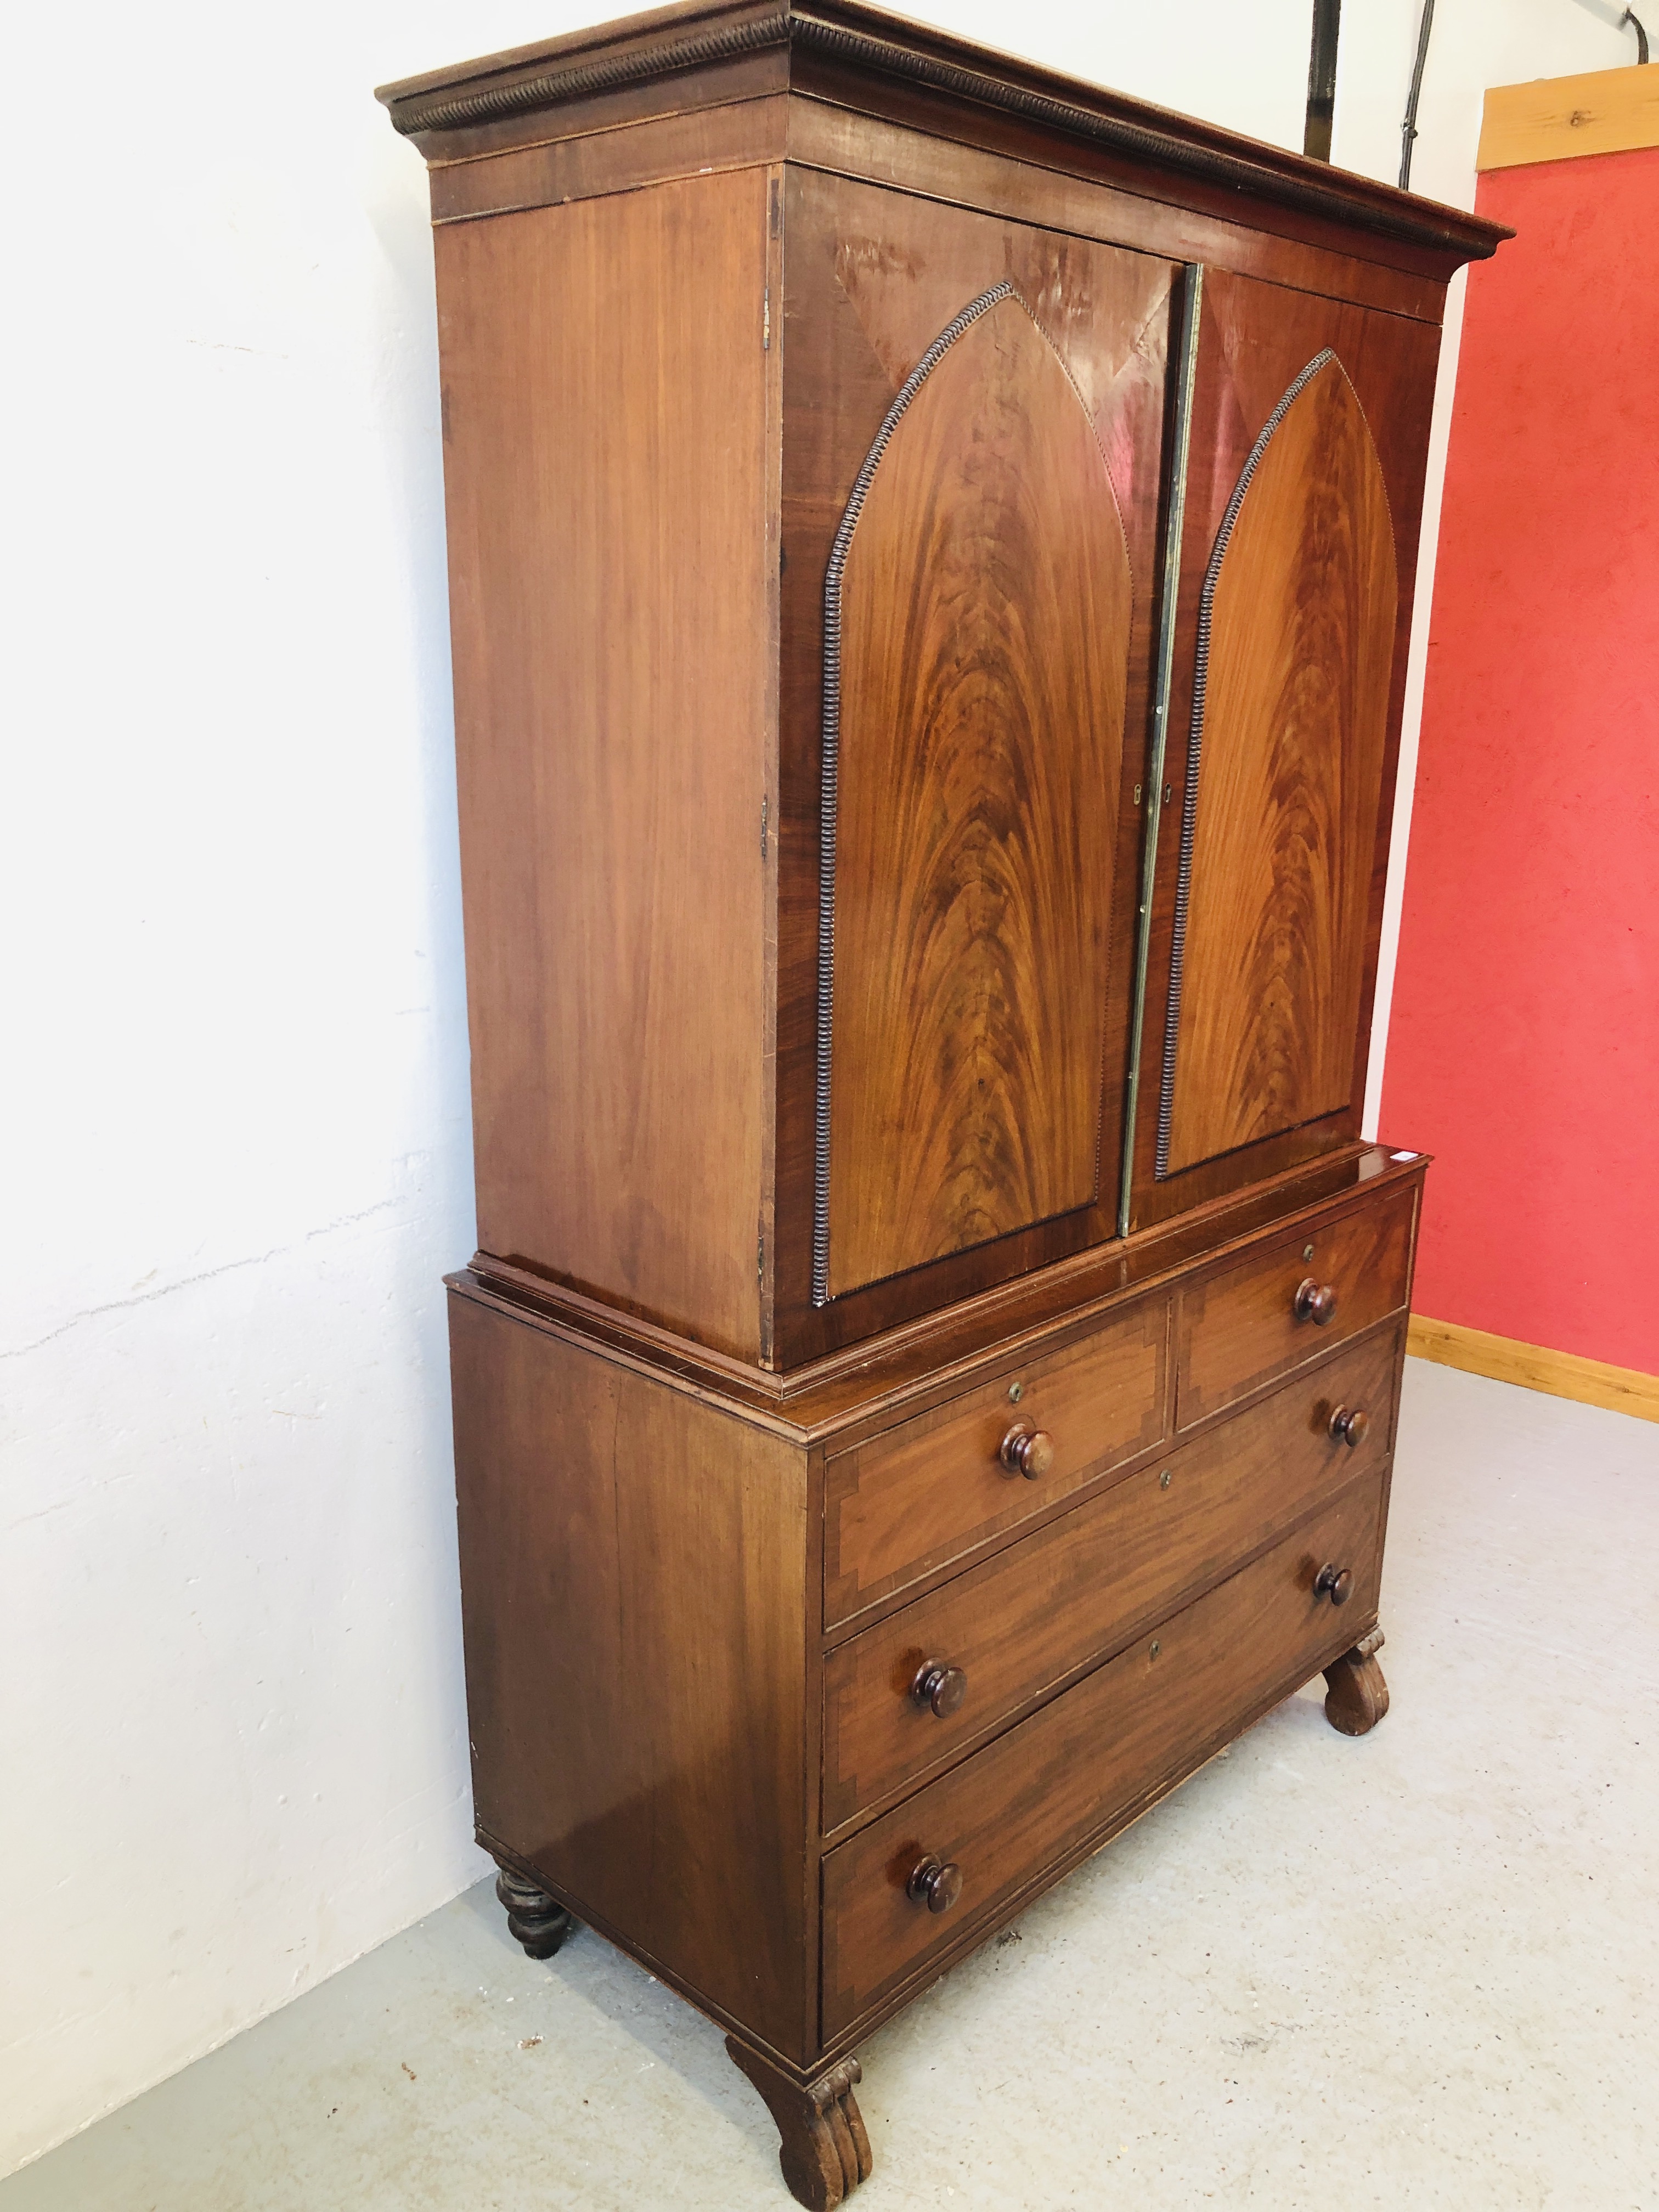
<box><xmin>1294</xmin><ymin>1277</ymin><xmax>1339</xmax><ymax>1325</ymax></box>
<box><xmin>1314</xmin><ymin>1562</ymin><xmax>1355</xmax><ymax>1606</ymax></box>
<box><xmin>999</xmin><ymin>1424</ymin><xmax>1055</xmax><ymax>1480</ymax></box>
<box><xmin>910</xmin><ymin>1660</ymin><xmax>968</xmax><ymax>1718</ymax></box>
<box><xmin>1329</xmin><ymin>1403</ymin><xmax>1371</xmax><ymax>1449</ymax></box>
<box><xmin>906</xmin><ymin>1855</ymin><xmax>963</xmax><ymax>1914</ymax></box>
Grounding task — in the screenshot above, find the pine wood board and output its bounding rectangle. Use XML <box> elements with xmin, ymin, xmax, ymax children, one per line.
<box><xmin>1407</xmin><ymin>1314</ymin><xmax>1659</xmax><ymax>1424</ymax></box>
<box><xmin>1477</xmin><ymin>65</ymin><xmax>1659</xmax><ymax>173</ymax></box>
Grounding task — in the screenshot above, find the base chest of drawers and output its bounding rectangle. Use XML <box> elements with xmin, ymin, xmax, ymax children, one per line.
<box><xmin>451</xmin><ymin>1149</ymin><xmax>1417</xmax><ymax>2205</ymax></box>
<box><xmin>379</xmin><ymin>5</ymin><xmax>1504</xmax><ymax>2202</ymax></box>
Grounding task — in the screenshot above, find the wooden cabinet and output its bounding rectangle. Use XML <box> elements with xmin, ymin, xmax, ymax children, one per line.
<box><xmin>821</xmin><ymin>1322</ymin><xmax>1400</xmax><ymax>1833</ymax></box>
<box><xmin>380</xmin><ymin>5</ymin><xmax>1504</xmax><ymax>2201</ymax></box>
<box><xmin>819</xmin><ymin>1473</ymin><xmax>1388</xmax><ymax>2040</ymax></box>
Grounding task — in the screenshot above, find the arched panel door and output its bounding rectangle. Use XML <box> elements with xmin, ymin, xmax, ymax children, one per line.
<box><xmin>1158</xmin><ymin>351</ymin><xmax>1397</xmax><ymax>1180</ymax></box>
<box><xmin>817</xmin><ymin>286</ymin><xmax>1133</xmax><ymax>1303</ymax></box>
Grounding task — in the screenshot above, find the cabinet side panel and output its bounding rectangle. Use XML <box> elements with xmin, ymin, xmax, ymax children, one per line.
<box><xmin>436</xmin><ymin>172</ymin><xmax>771</xmax><ymax>1359</ymax></box>
<box><xmin>450</xmin><ymin>1291</ymin><xmax>810</xmax><ymax>2060</ymax></box>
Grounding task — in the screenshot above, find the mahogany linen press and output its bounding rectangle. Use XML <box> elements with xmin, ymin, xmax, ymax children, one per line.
<box><xmin>377</xmin><ymin>9</ymin><xmax>1506</xmax><ymax>2202</ymax></box>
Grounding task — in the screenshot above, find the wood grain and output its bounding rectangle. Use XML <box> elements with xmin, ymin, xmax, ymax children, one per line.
<box><xmin>775</xmin><ymin>168</ymin><xmax>1173</xmax><ymax>1358</ymax></box>
<box><xmin>1122</xmin><ymin>273</ymin><xmax>1438</xmax><ymax>1233</ymax></box>
<box><xmin>418</xmin><ymin>81</ymin><xmax>1456</xmax><ymax>321</ymax></box>
<box><xmin>376</xmin><ymin>0</ymin><xmax>1509</xmax><ymax>272</ymax></box>
<box><xmin>1177</xmin><ymin>1183</ymin><xmax>1415</xmax><ymax>1425</ymax></box>
<box><xmin>782</xmin><ymin>95</ymin><xmax>1465</xmax><ymax>315</ymax></box>
<box><xmin>820</xmin><ymin>1474</ymin><xmax>1386</xmax><ymax>2039</ymax></box>
<box><xmin>430</xmin><ymin>94</ymin><xmax>791</xmax><ymax>223</ymax></box>
<box><xmin>1323</xmin><ymin>1624</ymin><xmax>1390</xmax><ymax>1734</ymax></box>
<box><xmin>435</xmin><ymin>171</ymin><xmax>772</xmax><ymax>1360</ymax></box>
<box><xmin>826</xmin><ymin>290</ymin><xmax>1130</xmax><ymax>1295</ymax></box>
<box><xmin>449</xmin><ymin>1286</ymin><xmax>814</xmax><ymax>2061</ymax></box>
<box><xmin>466</xmin><ymin>1145</ymin><xmax>1424</xmax><ymax>1424</ymax></box>
<box><xmin>1407</xmin><ymin>1314</ymin><xmax>1659</xmax><ymax>1424</ymax></box>
<box><xmin>1478</xmin><ymin>64</ymin><xmax>1659</xmax><ymax>173</ymax></box>
<box><xmin>822</xmin><ymin>1296</ymin><xmax>1167</xmax><ymax>1629</ymax></box>
<box><xmin>1164</xmin><ymin>356</ymin><xmax>1396</xmax><ymax>1176</ymax></box>
<box><xmin>822</xmin><ymin>1322</ymin><xmax>1400</xmax><ymax>1831</ymax></box>
<box><xmin>726</xmin><ymin>2040</ymin><xmax>873</xmax><ymax>2210</ymax></box>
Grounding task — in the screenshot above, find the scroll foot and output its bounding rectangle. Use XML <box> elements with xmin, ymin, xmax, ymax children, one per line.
<box><xmin>726</xmin><ymin>2038</ymin><xmax>873</xmax><ymax>2210</ymax></box>
<box><xmin>1323</xmin><ymin>1625</ymin><xmax>1390</xmax><ymax>1736</ymax></box>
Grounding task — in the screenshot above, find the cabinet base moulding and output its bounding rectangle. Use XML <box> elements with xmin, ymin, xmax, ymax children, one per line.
<box><xmin>1406</xmin><ymin>1315</ymin><xmax>1659</xmax><ymax>1426</ymax></box>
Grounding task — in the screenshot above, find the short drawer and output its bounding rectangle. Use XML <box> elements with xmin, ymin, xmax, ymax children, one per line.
<box><xmin>823</xmin><ymin>1297</ymin><xmax>1168</xmax><ymax>1632</ymax></box>
<box><xmin>821</xmin><ymin>1323</ymin><xmax>1399</xmax><ymax>1833</ymax></box>
<box><xmin>1177</xmin><ymin>1183</ymin><xmax>1416</xmax><ymax>1426</ymax></box>
<box><xmin>820</xmin><ymin>1475</ymin><xmax>1385</xmax><ymax>2040</ymax></box>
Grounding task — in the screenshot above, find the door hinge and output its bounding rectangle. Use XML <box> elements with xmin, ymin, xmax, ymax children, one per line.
<box><xmin>757</xmin><ymin>1231</ymin><xmax>765</xmax><ymax>1282</ymax></box>
<box><xmin>760</xmin><ymin>795</ymin><xmax>769</xmax><ymax>859</ymax></box>
<box><xmin>763</xmin><ymin>286</ymin><xmax>770</xmax><ymax>351</ymax></box>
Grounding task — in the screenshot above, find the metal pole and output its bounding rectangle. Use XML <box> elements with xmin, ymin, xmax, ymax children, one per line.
<box><xmin>1400</xmin><ymin>0</ymin><xmax>1436</xmax><ymax>191</ymax></box>
<box><xmin>1304</xmin><ymin>0</ymin><xmax>1342</xmax><ymax>162</ymax></box>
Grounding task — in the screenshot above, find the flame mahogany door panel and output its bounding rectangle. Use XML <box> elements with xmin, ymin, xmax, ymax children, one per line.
<box><xmin>775</xmin><ymin>170</ymin><xmax>1178</xmax><ymax>1363</ymax></box>
<box><xmin>1161</xmin><ymin>349</ymin><xmax>1397</xmax><ymax>1177</ymax></box>
<box><xmin>1124</xmin><ymin>270</ymin><xmax>1441</xmax><ymax>1232</ymax></box>
<box><xmin>825</xmin><ymin>286</ymin><xmax>1130</xmax><ymax>1300</ymax></box>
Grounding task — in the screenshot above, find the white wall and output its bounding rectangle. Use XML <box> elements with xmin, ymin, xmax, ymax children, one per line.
<box><xmin>0</xmin><ymin>0</ymin><xmax>591</xmax><ymax>2176</ymax></box>
<box><xmin>0</xmin><ymin>0</ymin><xmax>1634</xmax><ymax>2179</ymax></box>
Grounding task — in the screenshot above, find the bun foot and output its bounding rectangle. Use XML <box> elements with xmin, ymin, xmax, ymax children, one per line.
<box><xmin>493</xmin><ymin>1864</ymin><xmax>575</xmax><ymax>1960</ymax></box>
<box><xmin>1323</xmin><ymin>1626</ymin><xmax>1390</xmax><ymax>1736</ymax></box>
<box><xmin>726</xmin><ymin>2038</ymin><xmax>873</xmax><ymax>2210</ymax></box>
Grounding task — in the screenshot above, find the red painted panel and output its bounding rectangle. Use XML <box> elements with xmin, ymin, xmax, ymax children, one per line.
<box><xmin>1382</xmin><ymin>146</ymin><xmax>1659</xmax><ymax>1376</ymax></box>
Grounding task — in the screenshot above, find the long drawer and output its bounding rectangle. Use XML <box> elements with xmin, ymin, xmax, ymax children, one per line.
<box><xmin>821</xmin><ymin>1324</ymin><xmax>1398</xmax><ymax>1833</ymax></box>
<box><xmin>822</xmin><ymin>1296</ymin><xmax>1168</xmax><ymax>1631</ymax></box>
<box><xmin>1177</xmin><ymin>1183</ymin><xmax>1415</xmax><ymax>1426</ymax></box>
<box><xmin>820</xmin><ymin>1476</ymin><xmax>1385</xmax><ymax>2040</ymax></box>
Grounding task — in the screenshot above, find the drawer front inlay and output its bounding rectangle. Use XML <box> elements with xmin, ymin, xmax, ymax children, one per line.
<box><xmin>822</xmin><ymin>1324</ymin><xmax>1399</xmax><ymax>1832</ymax></box>
<box><xmin>823</xmin><ymin>1297</ymin><xmax>1168</xmax><ymax>1631</ymax></box>
<box><xmin>821</xmin><ymin>1475</ymin><xmax>1385</xmax><ymax>2040</ymax></box>
<box><xmin>1176</xmin><ymin>1183</ymin><xmax>1414</xmax><ymax>1425</ymax></box>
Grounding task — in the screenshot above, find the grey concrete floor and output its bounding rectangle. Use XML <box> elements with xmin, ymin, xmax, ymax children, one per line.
<box><xmin>7</xmin><ymin>1358</ymin><xmax>1657</xmax><ymax>2210</ymax></box>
